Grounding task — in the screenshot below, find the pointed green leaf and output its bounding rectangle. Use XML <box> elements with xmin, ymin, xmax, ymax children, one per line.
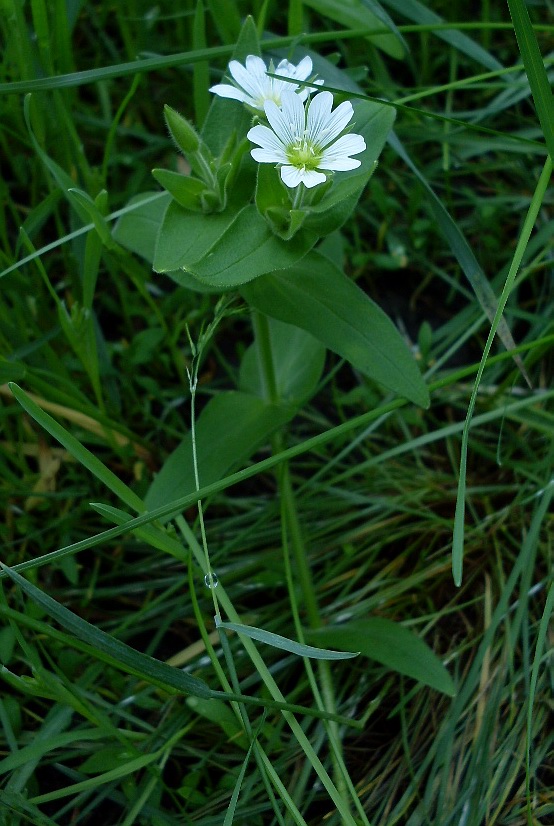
<box><xmin>308</xmin><ymin>619</ymin><xmax>455</xmax><ymax>695</ymax></box>
<box><xmin>507</xmin><ymin>0</ymin><xmax>554</xmax><ymax>159</ymax></box>
<box><xmin>151</xmin><ymin>169</ymin><xmax>206</xmax><ymax>211</ymax></box>
<box><xmin>217</xmin><ymin>620</ymin><xmax>359</xmax><ymax>660</ymax></box>
<box><xmin>0</xmin><ymin>563</ymin><xmax>214</xmax><ymax>699</ymax></box>
<box><xmin>145</xmin><ymin>391</ymin><xmax>294</xmax><ymax>514</ymax></box>
<box><xmin>90</xmin><ymin>502</ymin><xmax>188</xmax><ymax>561</ymax></box>
<box><xmin>8</xmin><ymin>383</ymin><xmax>145</xmax><ymax>513</ymax></box>
<box><xmin>152</xmin><ymin>199</ymin><xmax>238</xmax><ymax>273</ymax></box>
<box><xmin>67</xmin><ymin>188</ymin><xmax>116</xmax><ymax>249</ymax></box>
<box><xmin>242</xmin><ymin>252</ymin><xmax>429</xmax><ymax>408</ymax></box>
<box><xmin>186</xmin><ymin>205</ymin><xmax>318</xmax><ymax>288</ymax></box>
<box><xmin>112</xmin><ymin>191</ymin><xmax>171</xmax><ymax>263</ymax></box>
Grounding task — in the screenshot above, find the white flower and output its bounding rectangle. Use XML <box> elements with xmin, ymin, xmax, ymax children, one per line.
<box><xmin>209</xmin><ymin>54</ymin><xmax>319</xmax><ymax>112</ymax></box>
<box><xmin>247</xmin><ymin>90</ymin><xmax>366</xmax><ymax>189</ymax></box>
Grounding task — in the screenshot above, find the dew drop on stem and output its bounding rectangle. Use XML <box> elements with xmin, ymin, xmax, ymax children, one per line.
<box><xmin>204</xmin><ymin>571</ymin><xmax>219</xmax><ymax>589</ymax></box>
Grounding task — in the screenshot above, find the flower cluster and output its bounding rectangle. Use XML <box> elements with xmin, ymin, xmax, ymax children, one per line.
<box><xmin>210</xmin><ymin>56</ymin><xmax>365</xmax><ymax>190</ymax></box>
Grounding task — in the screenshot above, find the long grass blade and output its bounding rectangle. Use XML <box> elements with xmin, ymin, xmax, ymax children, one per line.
<box><xmin>452</xmin><ymin>154</ymin><xmax>552</xmax><ymax>584</ymax></box>
<box><xmin>507</xmin><ymin>0</ymin><xmax>554</xmax><ymax>159</ymax></box>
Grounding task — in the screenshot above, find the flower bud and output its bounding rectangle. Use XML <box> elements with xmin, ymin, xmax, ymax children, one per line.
<box><xmin>164</xmin><ymin>105</ymin><xmax>200</xmax><ymax>154</ymax></box>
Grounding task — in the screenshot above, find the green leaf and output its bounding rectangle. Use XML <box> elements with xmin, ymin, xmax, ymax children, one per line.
<box><xmin>0</xmin><ymin>563</ymin><xmax>214</xmax><ymax>699</ymax></box>
<box><xmin>145</xmin><ymin>391</ymin><xmax>294</xmax><ymax>514</ymax></box>
<box><xmin>217</xmin><ymin>620</ymin><xmax>359</xmax><ymax>660</ymax></box>
<box><xmin>90</xmin><ymin>503</ymin><xmax>188</xmax><ymax>562</ymax></box>
<box><xmin>151</xmin><ymin>169</ymin><xmax>206</xmax><ymax>211</ymax></box>
<box><xmin>113</xmin><ymin>193</ymin><xmax>222</xmax><ymax>292</ymax></box>
<box><xmin>388</xmin><ymin>132</ymin><xmax>530</xmax><ymax>386</ymax></box>
<box><xmin>303</xmin><ymin>0</ymin><xmax>404</xmax><ymax>59</ymax></box>
<box><xmin>112</xmin><ymin>191</ymin><xmax>171</xmax><ymax>263</ymax></box>
<box><xmin>67</xmin><ymin>188</ymin><xmax>117</xmax><ymax>250</ymax></box>
<box><xmin>185</xmin><ymin>205</ymin><xmax>318</xmax><ymax>288</ymax></box>
<box><xmin>241</xmin><ymin>252</ymin><xmax>430</xmax><ymax>408</ymax></box>
<box><xmin>308</xmin><ymin>619</ymin><xmax>455</xmax><ymax>695</ymax></box>
<box><xmin>152</xmin><ymin>199</ymin><xmax>238</xmax><ymax>273</ymax></box>
<box><xmin>507</xmin><ymin>0</ymin><xmax>554</xmax><ymax>160</ymax></box>
<box><xmin>239</xmin><ymin>317</ymin><xmax>326</xmax><ymax>405</ymax></box>
<box><xmin>8</xmin><ymin>383</ymin><xmax>145</xmax><ymax>513</ymax></box>
<box><xmin>383</xmin><ymin>0</ymin><xmax>504</xmax><ymax>72</ymax></box>
<box><xmin>79</xmin><ymin>745</ymin><xmax>138</xmax><ymax>775</ymax></box>
<box><xmin>187</xmin><ymin>697</ymin><xmax>247</xmax><ymax>748</ymax></box>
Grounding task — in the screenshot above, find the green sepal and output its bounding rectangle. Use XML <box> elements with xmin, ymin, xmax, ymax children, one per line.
<box><xmin>254</xmin><ymin>165</ymin><xmax>308</xmax><ymax>240</ymax></box>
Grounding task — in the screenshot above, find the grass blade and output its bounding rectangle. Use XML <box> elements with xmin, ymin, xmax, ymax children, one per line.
<box><xmin>452</xmin><ymin>154</ymin><xmax>552</xmax><ymax>584</ymax></box>
<box><xmin>0</xmin><ymin>563</ymin><xmax>214</xmax><ymax>699</ymax></box>
<box><xmin>216</xmin><ymin>620</ymin><xmax>359</xmax><ymax>661</ymax></box>
<box><xmin>507</xmin><ymin>0</ymin><xmax>554</xmax><ymax>158</ymax></box>
<box><xmin>8</xmin><ymin>383</ymin><xmax>145</xmax><ymax>513</ymax></box>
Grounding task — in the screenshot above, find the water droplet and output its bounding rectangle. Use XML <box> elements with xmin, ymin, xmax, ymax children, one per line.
<box><xmin>204</xmin><ymin>571</ymin><xmax>219</xmax><ymax>589</ymax></box>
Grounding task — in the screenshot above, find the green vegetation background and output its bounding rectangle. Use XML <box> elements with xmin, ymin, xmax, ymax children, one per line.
<box><xmin>0</xmin><ymin>1</ymin><xmax>552</xmax><ymax>824</ymax></box>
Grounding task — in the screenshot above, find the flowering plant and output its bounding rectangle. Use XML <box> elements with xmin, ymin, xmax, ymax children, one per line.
<box><xmin>107</xmin><ymin>21</ymin><xmax>430</xmax><ymax>821</ymax></box>
<box><xmin>114</xmin><ymin>19</ymin><xmax>429</xmax><ymax>508</ymax></box>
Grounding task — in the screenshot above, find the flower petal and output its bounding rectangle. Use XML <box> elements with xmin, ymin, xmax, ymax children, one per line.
<box><xmin>251</xmin><ymin>147</ymin><xmax>288</xmax><ymax>164</ymax></box>
<box><xmin>227</xmin><ymin>59</ymin><xmax>265</xmax><ymax>103</ymax></box>
<box><xmin>288</xmin><ymin>55</ymin><xmax>313</xmax><ymax>80</ymax></box>
<box><xmin>275</xmin><ymin>58</ymin><xmax>295</xmax><ymax>76</ymax></box>
<box><xmin>247</xmin><ymin>124</ymin><xmax>286</xmax><ymax>155</ymax></box>
<box><xmin>310</xmin><ymin>97</ymin><xmax>354</xmax><ymax>147</ymax></box>
<box><xmin>319</xmin><ymin>134</ymin><xmax>366</xmax><ymax>169</ymax></box>
<box><xmin>209</xmin><ymin>83</ymin><xmax>250</xmax><ymax>104</ymax></box>
<box><xmin>280</xmin><ymin>165</ymin><xmax>326</xmax><ymax>188</ymax></box>
<box><xmin>245</xmin><ymin>55</ymin><xmax>268</xmax><ymax>77</ymax></box>
<box><xmin>305</xmin><ymin>91</ymin><xmax>333</xmax><ymax>142</ymax></box>
<box><xmin>265</xmin><ymin>92</ymin><xmax>305</xmax><ymax>145</ymax></box>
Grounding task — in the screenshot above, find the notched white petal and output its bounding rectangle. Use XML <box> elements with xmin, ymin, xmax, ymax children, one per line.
<box><xmin>289</xmin><ymin>55</ymin><xmax>312</xmax><ymax>80</ymax></box>
<box><xmin>245</xmin><ymin>55</ymin><xmax>268</xmax><ymax>77</ymax></box>
<box><xmin>277</xmin><ymin>91</ymin><xmax>306</xmax><ymax>138</ymax></box>
<box><xmin>264</xmin><ymin>97</ymin><xmax>298</xmax><ymax>145</ymax></box>
<box><xmin>320</xmin><ymin>133</ymin><xmax>366</xmax><ymax>166</ymax></box>
<box><xmin>247</xmin><ymin>124</ymin><xmax>286</xmax><ymax>155</ymax></box>
<box><xmin>315</xmin><ymin>101</ymin><xmax>354</xmax><ymax>146</ymax></box>
<box><xmin>209</xmin><ymin>84</ymin><xmax>250</xmax><ymax>103</ymax></box>
<box><xmin>251</xmin><ymin>147</ymin><xmax>288</xmax><ymax>164</ymax></box>
<box><xmin>280</xmin><ymin>165</ymin><xmax>304</xmax><ymax>188</ymax></box>
<box><xmin>280</xmin><ymin>165</ymin><xmax>326</xmax><ymax>188</ymax></box>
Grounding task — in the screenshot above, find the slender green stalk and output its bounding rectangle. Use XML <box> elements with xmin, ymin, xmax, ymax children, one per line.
<box><xmin>187</xmin><ymin>328</ymin><xmax>221</xmax><ymax>620</ymax></box>
<box><xmin>252</xmin><ymin>311</ymin><xmax>365</xmax><ymax>822</ymax></box>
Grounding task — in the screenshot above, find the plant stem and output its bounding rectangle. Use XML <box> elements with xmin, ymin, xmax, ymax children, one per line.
<box><xmin>252</xmin><ymin>311</ymin><xmax>360</xmax><ymax>820</ymax></box>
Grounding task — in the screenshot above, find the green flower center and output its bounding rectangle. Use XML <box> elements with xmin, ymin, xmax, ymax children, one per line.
<box><xmin>287</xmin><ymin>137</ymin><xmax>322</xmax><ymax>170</ymax></box>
